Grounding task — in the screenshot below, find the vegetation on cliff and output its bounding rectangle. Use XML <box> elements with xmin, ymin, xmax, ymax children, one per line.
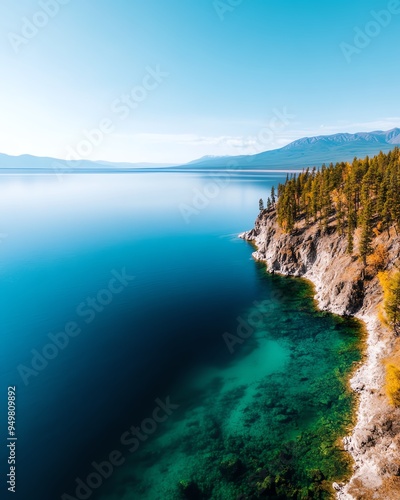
<box><xmin>385</xmin><ymin>360</ymin><xmax>400</xmax><ymax>407</ymax></box>
<box><xmin>379</xmin><ymin>270</ymin><xmax>400</xmax><ymax>334</ymax></box>
<box><xmin>275</xmin><ymin>148</ymin><xmax>400</xmax><ymax>265</ymax></box>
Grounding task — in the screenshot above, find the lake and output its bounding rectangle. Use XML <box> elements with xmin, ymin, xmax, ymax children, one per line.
<box><xmin>0</xmin><ymin>171</ymin><xmax>362</xmax><ymax>499</ymax></box>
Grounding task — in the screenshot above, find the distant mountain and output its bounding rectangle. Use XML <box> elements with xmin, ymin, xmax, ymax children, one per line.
<box><xmin>281</xmin><ymin>129</ymin><xmax>400</xmax><ymax>149</ymax></box>
<box><xmin>177</xmin><ymin>128</ymin><xmax>400</xmax><ymax>170</ymax></box>
<box><xmin>1</xmin><ymin>128</ymin><xmax>399</xmax><ymax>172</ymax></box>
<box><xmin>0</xmin><ymin>153</ymin><xmax>178</xmax><ymax>172</ymax></box>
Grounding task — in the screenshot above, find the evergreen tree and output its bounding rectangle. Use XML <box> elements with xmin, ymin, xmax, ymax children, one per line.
<box><xmin>359</xmin><ymin>187</ymin><xmax>373</xmax><ymax>265</ymax></box>
<box><xmin>271</xmin><ymin>186</ymin><xmax>276</xmax><ymax>205</ymax></box>
<box><xmin>347</xmin><ymin>215</ymin><xmax>354</xmax><ymax>254</ymax></box>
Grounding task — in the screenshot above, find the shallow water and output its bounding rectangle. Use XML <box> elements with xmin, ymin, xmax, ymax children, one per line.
<box><xmin>98</xmin><ymin>273</ymin><xmax>362</xmax><ymax>500</ymax></box>
<box><xmin>0</xmin><ymin>172</ymin><xmax>362</xmax><ymax>500</ymax></box>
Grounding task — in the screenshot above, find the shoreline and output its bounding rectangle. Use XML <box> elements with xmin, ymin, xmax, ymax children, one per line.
<box><xmin>239</xmin><ymin>209</ymin><xmax>400</xmax><ymax>498</ymax></box>
<box><xmin>243</xmin><ymin>240</ymin><xmax>369</xmax><ymax>497</ymax></box>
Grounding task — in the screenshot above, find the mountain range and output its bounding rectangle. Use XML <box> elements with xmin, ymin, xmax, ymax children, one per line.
<box><xmin>1</xmin><ymin>128</ymin><xmax>399</xmax><ymax>172</ymax></box>
<box><xmin>177</xmin><ymin>128</ymin><xmax>400</xmax><ymax>170</ymax></box>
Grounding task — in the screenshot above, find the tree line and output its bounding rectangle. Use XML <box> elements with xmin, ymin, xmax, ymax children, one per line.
<box><xmin>274</xmin><ymin>147</ymin><xmax>400</xmax><ymax>264</ymax></box>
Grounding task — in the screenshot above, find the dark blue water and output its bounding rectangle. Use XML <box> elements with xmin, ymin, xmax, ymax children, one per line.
<box><xmin>0</xmin><ymin>172</ymin><xmax>285</xmax><ymax>499</ymax></box>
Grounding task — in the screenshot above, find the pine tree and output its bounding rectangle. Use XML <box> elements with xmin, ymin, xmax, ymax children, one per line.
<box><xmin>359</xmin><ymin>191</ymin><xmax>373</xmax><ymax>265</ymax></box>
<box><xmin>360</xmin><ymin>215</ymin><xmax>372</xmax><ymax>265</ymax></box>
<box><xmin>271</xmin><ymin>186</ymin><xmax>276</xmax><ymax>205</ymax></box>
<box><xmin>347</xmin><ymin>215</ymin><xmax>354</xmax><ymax>254</ymax></box>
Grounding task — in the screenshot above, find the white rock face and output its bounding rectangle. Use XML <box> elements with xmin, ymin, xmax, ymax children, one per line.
<box><xmin>240</xmin><ymin>209</ymin><xmax>400</xmax><ymax>499</ymax></box>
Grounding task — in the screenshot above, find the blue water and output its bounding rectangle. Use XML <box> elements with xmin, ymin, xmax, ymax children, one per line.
<box><xmin>0</xmin><ymin>171</ymin><xmax>288</xmax><ymax>499</ymax></box>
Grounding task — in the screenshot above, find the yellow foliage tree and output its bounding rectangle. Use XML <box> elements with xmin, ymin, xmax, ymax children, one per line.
<box><xmin>378</xmin><ymin>270</ymin><xmax>400</xmax><ymax>334</ymax></box>
<box><xmin>385</xmin><ymin>359</ymin><xmax>400</xmax><ymax>407</ymax></box>
<box><xmin>366</xmin><ymin>244</ymin><xmax>388</xmax><ymax>273</ymax></box>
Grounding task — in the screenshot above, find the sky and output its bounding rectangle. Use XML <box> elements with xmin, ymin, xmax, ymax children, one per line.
<box><xmin>0</xmin><ymin>0</ymin><xmax>400</xmax><ymax>164</ymax></box>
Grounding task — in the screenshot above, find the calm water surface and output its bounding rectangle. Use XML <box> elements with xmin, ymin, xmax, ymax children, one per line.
<box><xmin>0</xmin><ymin>172</ymin><xmax>361</xmax><ymax>499</ymax></box>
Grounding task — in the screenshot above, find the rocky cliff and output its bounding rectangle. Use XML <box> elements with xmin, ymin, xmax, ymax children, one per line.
<box><xmin>240</xmin><ymin>209</ymin><xmax>400</xmax><ymax>499</ymax></box>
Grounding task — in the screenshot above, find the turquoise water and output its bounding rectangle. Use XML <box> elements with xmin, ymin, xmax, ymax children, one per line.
<box><xmin>0</xmin><ymin>172</ymin><xmax>361</xmax><ymax>499</ymax></box>
<box><xmin>97</xmin><ymin>275</ymin><xmax>362</xmax><ymax>500</ymax></box>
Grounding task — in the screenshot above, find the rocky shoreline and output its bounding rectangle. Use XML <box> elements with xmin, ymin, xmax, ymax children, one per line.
<box><xmin>239</xmin><ymin>209</ymin><xmax>400</xmax><ymax>499</ymax></box>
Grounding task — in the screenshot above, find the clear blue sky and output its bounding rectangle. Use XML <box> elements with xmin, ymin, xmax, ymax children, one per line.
<box><xmin>1</xmin><ymin>0</ymin><xmax>400</xmax><ymax>164</ymax></box>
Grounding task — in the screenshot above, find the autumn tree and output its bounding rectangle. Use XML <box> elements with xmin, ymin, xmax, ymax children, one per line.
<box><xmin>379</xmin><ymin>270</ymin><xmax>400</xmax><ymax>334</ymax></box>
<box><xmin>385</xmin><ymin>359</ymin><xmax>400</xmax><ymax>407</ymax></box>
<box><xmin>366</xmin><ymin>244</ymin><xmax>388</xmax><ymax>274</ymax></box>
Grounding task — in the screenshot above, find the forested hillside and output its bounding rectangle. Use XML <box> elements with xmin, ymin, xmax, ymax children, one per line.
<box><xmin>275</xmin><ymin>147</ymin><xmax>400</xmax><ymax>265</ymax></box>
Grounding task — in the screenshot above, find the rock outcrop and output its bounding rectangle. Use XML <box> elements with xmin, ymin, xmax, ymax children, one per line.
<box><xmin>240</xmin><ymin>209</ymin><xmax>400</xmax><ymax>499</ymax></box>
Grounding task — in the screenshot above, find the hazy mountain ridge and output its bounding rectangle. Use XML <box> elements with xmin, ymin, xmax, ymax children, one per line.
<box><xmin>179</xmin><ymin>128</ymin><xmax>400</xmax><ymax>170</ymax></box>
<box><xmin>1</xmin><ymin>128</ymin><xmax>399</xmax><ymax>172</ymax></box>
<box><xmin>281</xmin><ymin>128</ymin><xmax>400</xmax><ymax>150</ymax></box>
<box><xmin>0</xmin><ymin>153</ymin><xmax>177</xmax><ymax>171</ymax></box>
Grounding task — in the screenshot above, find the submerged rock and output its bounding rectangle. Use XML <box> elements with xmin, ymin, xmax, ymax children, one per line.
<box><xmin>219</xmin><ymin>455</ymin><xmax>244</xmax><ymax>481</ymax></box>
<box><xmin>178</xmin><ymin>479</ymin><xmax>202</xmax><ymax>500</ymax></box>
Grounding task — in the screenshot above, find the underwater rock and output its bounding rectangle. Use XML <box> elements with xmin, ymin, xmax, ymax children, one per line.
<box><xmin>178</xmin><ymin>479</ymin><xmax>202</xmax><ymax>500</ymax></box>
<box><xmin>219</xmin><ymin>455</ymin><xmax>244</xmax><ymax>481</ymax></box>
<box><xmin>275</xmin><ymin>414</ymin><xmax>291</xmax><ymax>424</ymax></box>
